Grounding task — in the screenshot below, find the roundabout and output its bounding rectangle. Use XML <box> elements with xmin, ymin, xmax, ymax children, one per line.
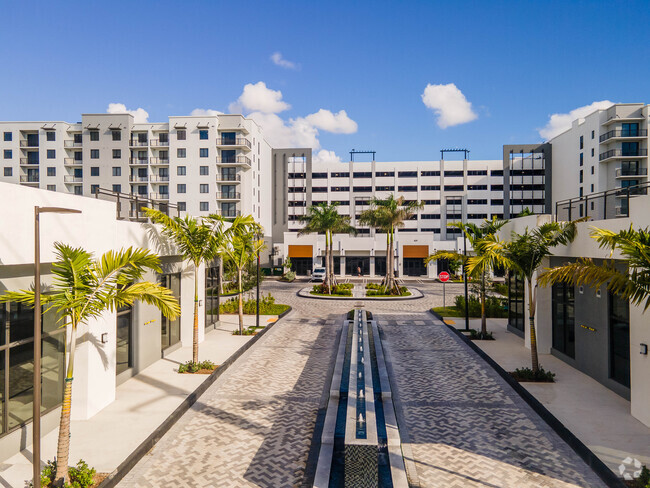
<box><xmin>297</xmin><ymin>283</ymin><xmax>424</xmax><ymax>300</ymax></box>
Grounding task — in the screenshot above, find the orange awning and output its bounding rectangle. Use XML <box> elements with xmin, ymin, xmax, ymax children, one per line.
<box><xmin>288</xmin><ymin>245</ymin><xmax>313</xmax><ymax>258</ymax></box>
<box><xmin>403</xmin><ymin>245</ymin><xmax>429</xmax><ymax>258</ymax></box>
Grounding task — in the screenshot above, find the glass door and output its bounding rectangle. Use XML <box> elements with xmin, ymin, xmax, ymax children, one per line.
<box><xmin>160</xmin><ymin>274</ymin><xmax>181</xmax><ymax>351</ymax></box>
<box><xmin>116</xmin><ymin>305</ymin><xmax>132</xmax><ymax>375</ymax></box>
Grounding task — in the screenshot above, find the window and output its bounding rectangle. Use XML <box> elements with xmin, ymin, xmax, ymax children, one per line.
<box><xmin>47</xmin><ymin>185</ymin><xmax>56</xmax><ymax>191</ymax></box>
<box><xmin>3</xmin><ymin>150</ymin><xmax>11</xmax><ymax>159</ymax></box>
<box><xmin>331</xmin><ymin>186</ymin><xmax>350</xmax><ymax>191</ymax></box>
<box><xmin>288</xmin><ymin>173</ymin><xmax>306</xmax><ymax>179</ymax></box>
<box><xmin>112</xmin><ymin>167</ymin><xmax>121</xmax><ymax>177</ymax></box>
<box><xmin>312</xmin><ymin>172</ymin><xmax>327</xmax><ymax>178</ymax></box>
<box><xmin>112</xmin><ymin>184</ymin><xmax>121</xmax><ymax>193</ymax></box>
<box><xmin>90</xmin><ymin>184</ymin><xmax>99</xmax><ymax>194</ymax></box>
<box><xmin>579</xmin><ymin>170</ymin><xmax>583</xmax><ymax>183</ymax></box>
<box><xmin>177</xmin><ymin>166</ymin><xmax>186</xmax><ymax>175</ymax></box>
<box><xmin>579</xmin><ymin>135</ymin><xmax>584</xmax><ymax>149</ymax></box>
<box><xmin>74</xmin><ymin>186</ymin><xmax>83</xmax><ymax>195</ymax></box>
<box><xmin>591</xmin><ymin>130</ymin><xmax>595</xmax><ymax>139</ymax></box>
<box><xmin>376</xmin><ymin>171</ymin><xmax>395</xmax><ymax>177</ymax></box>
<box><xmin>591</xmin><ymin>184</ymin><xmax>594</xmax><ymax>192</ymax></box>
<box><xmin>199</xmin><ymin>130</ymin><xmax>208</xmax><ymax>140</ymax></box>
<box><xmin>422</xmin><ymin>199</ymin><xmax>440</xmax><ymax>205</ymax></box>
<box><xmin>288</xmin><ymin>187</ymin><xmax>306</xmax><ymax>193</ymax></box>
<box><xmin>491</xmin><ymin>185</ymin><xmax>503</xmax><ymax>191</ymax></box>
<box><xmin>47</xmin><ymin>167</ymin><xmax>56</xmax><ymax>177</ymax></box>
<box><xmin>74</xmin><ymin>133</ymin><xmax>82</xmax><ymax>144</ymax></box>
<box><xmin>159</xmin><ymin>133</ymin><xmax>169</xmax><ymax>143</ymax></box>
<box><xmin>375</xmin><ymin>186</ymin><xmax>394</xmax><ymax>191</ymax></box>
<box><xmin>200</xmin><ymin>184</ymin><xmax>209</xmax><ymax>193</ymax></box>
<box><xmin>591</xmin><ymin>166</ymin><xmax>594</xmax><ymax>175</ymax></box>
<box><xmin>397</xmin><ymin>186</ymin><xmax>417</xmax><ymax>191</ymax></box>
<box><xmin>491</xmin><ymin>199</ymin><xmax>504</xmax><ymax>205</ymax></box>
<box><xmin>580</xmin><ymin>153</ymin><xmax>583</xmax><ymax>166</ymax></box>
<box><xmin>468</xmin><ymin>185</ymin><xmax>487</xmax><ymax>190</ymax></box>
<box><xmin>177</xmin><ymin>148</ymin><xmax>186</xmax><ymax>158</ymax></box>
<box><xmin>353</xmin><ymin>172</ymin><xmax>372</xmax><ymax>178</ymax></box>
<box><xmin>398</xmin><ymin>171</ymin><xmax>417</xmax><ymax>177</ymax></box>
<box><xmin>508</xmin><ymin>272</ymin><xmax>525</xmax><ymax>332</ymax></box>
<box><xmin>91</xmin><ymin>167</ymin><xmax>100</xmax><ymax>177</ymax></box>
<box><xmin>200</xmin><ymin>166</ymin><xmax>209</xmax><ymax>175</ymax></box>
<box><xmin>113</xmin><ymin>149</ymin><xmax>121</xmax><ymax>159</ymax></box>
<box><xmin>112</xmin><ymin>130</ymin><xmax>121</xmax><ymax>141</ymax></box>
<box><xmin>609</xmin><ymin>292</ymin><xmax>630</xmax><ymax>387</ymax></box>
<box><xmin>177</xmin><ymin>130</ymin><xmax>186</xmax><ymax>140</ymax></box>
<box><xmin>444</xmin><ymin>170</ymin><xmax>464</xmax><ymax>177</ymax></box>
<box><xmin>468</xmin><ymin>213</ymin><xmax>488</xmax><ymax>219</ymax></box>
<box><xmin>467</xmin><ymin>170</ymin><xmax>487</xmax><ymax>176</ymax></box>
<box><xmin>467</xmin><ymin>199</ymin><xmax>487</xmax><ymax>205</ymax></box>
<box><xmin>444</xmin><ymin>185</ymin><xmax>464</xmax><ymax>191</ymax></box>
<box><xmin>90</xmin><ymin>149</ymin><xmax>99</xmax><ymax>159</ymax></box>
<box><xmin>46</xmin><ymin>131</ymin><xmax>55</xmax><ymax>142</ymax></box>
<box><xmin>199</xmin><ymin>148</ymin><xmax>209</xmax><ymax>158</ymax></box>
<box><xmin>178</xmin><ymin>202</ymin><xmax>186</xmax><ymax>211</ymax></box>
<box><xmin>312</xmin><ymin>187</ymin><xmax>328</xmax><ymax>192</ymax></box>
<box><xmin>330</xmin><ymin>172</ymin><xmax>349</xmax><ymax>178</ymax></box>
<box><xmin>74</xmin><ymin>151</ymin><xmax>82</xmax><ymax>161</ymax></box>
<box><xmin>420</xmin><ymin>170</ymin><xmax>440</xmax><ymax>176</ymax></box>
<box><xmin>200</xmin><ymin>202</ymin><xmax>209</xmax><ymax>211</ymax></box>
<box><xmin>591</xmin><ymin>148</ymin><xmax>594</xmax><ymax>157</ymax></box>
<box><xmin>579</xmin><ymin>187</ymin><xmax>583</xmax><ymax>197</ymax></box>
<box><xmin>4</xmin><ymin>167</ymin><xmax>12</xmax><ymax>176</ymax></box>
<box><xmin>177</xmin><ymin>184</ymin><xmax>186</xmax><ymax>193</ymax></box>
<box><xmin>47</xmin><ymin>150</ymin><xmax>55</xmax><ymax>159</ymax></box>
<box><xmin>353</xmin><ymin>186</ymin><xmax>372</xmax><ymax>192</ymax></box>
<box><xmin>90</xmin><ymin>131</ymin><xmax>99</xmax><ymax>141</ymax></box>
<box><xmin>421</xmin><ymin>214</ymin><xmax>440</xmax><ymax>219</ymax></box>
<box><xmin>491</xmin><ymin>169</ymin><xmax>504</xmax><ymax>176</ymax></box>
<box><xmin>420</xmin><ymin>185</ymin><xmax>440</xmax><ymax>191</ymax></box>
<box><xmin>3</xmin><ymin>132</ymin><xmax>11</xmax><ymax>141</ymax></box>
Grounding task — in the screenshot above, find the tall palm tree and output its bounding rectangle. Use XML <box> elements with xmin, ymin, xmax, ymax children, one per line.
<box><xmin>299</xmin><ymin>204</ymin><xmax>354</xmax><ymax>293</ymax></box>
<box><xmin>426</xmin><ymin>217</ymin><xmax>508</xmax><ymax>337</ymax></box>
<box><xmin>222</xmin><ymin>225</ymin><xmax>266</xmax><ymax>334</ymax></box>
<box><xmin>0</xmin><ymin>243</ymin><xmax>180</xmax><ymax>486</ymax></box>
<box><xmin>538</xmin><ymin>225</ymin><xmax>650</xmax><ymax>311</ymax></box>
<box><xmin>145</xmin><ymin>209</ymin><xmax>254</xmax><ymax>363</ymax></box>
<box><xmin>359</xmin><ymin>195</ymin><xmax>423</xmax><ymax>294</ymax></box>
<box><xmin>467</xmin><ymin>220</ymin><xmax>580</xmax><ymax>372</ymax></box>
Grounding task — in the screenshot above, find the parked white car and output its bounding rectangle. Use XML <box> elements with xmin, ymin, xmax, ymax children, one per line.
<box><xmin>312</xmin><ymin>267</ymin><xmax>326</xmax><ymax>282</ymax></box>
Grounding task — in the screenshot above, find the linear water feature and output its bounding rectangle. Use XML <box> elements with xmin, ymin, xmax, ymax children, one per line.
<box><xmin>313</xmin><ymin>309</ymin><xmax>408</xmax><ymax>488</ymax></box>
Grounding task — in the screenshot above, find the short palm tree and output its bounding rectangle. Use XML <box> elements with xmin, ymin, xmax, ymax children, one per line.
<box><xmin>468</xmin><ymin>220</ymin><xmax>580</xmax><ymax>372</ymax></box>
<box><xmin>222</xmin><ymin>225</ymin><xmax>266</xmax><ymax>334</ymax></box>
<box><xmin>359</xmin><ymin>195</ymin><xmax>423</xmax><ymax>294</ymax></box>
<box><xmin>426</xmin><ymin>217</ymin><xmax>508</xmax><ymax>337</ymax></box>
<box><xmin>0</xmin><ymin>243</ymin><xmax>180</xmax><ymax>486</ymax></box>
<box><xmin>299</xmin><ymin>204</ymin><xmax>354</xmax><ymax>293</ymax></box>
<box><xmin>538</xmin><ymin>225</ymin><xmax>650</xmax><ymax>311</ymax></box>
<box><xmin>145</xmin><ymin>209</ymin><xmax>255</xmax><ymax>363</ymax></box>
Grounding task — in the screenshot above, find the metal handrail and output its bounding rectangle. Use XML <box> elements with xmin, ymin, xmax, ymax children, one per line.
<box><xmin>150</xmin><ymin>193</ymin><xmax>169</xmax><ymax>200</ymax></box>
<box><xmin>64</xmin><ymin>158</ymin><xmax>83</xmax><ymax>165</ymax></box>
<box><xmin>216</xmin><ymin>192</ymin><xmax>241</xmax><ymax>199</ymax></box>
<box><xmin>216</xmin><ymin>156</ymin><xmax>251</xmax><ymax>166</ymax></box>
<box><xmin>129</xmin><ymin>158</ymin><xmax>148</xmax><ymax>165</ymax></box>
<box><xmin>20</xmin><ymin>158</ymin><xmax>39</xmax><ymax>165</ymax></box>
<box><xmin>129</xmin><ymin>175</ymin><xmax>149</xmax><ymax>182</ymax></box>
<box><xmin>150</xmin><ymin>139</ymin><xmax>170</xmax><ymax>146</ymax></box>
<box><xmin>20</xmin><ymin>175</ymin><xmax>39</xmax><ymax>183</ymax></box>
<box><xmin>555</xmin><ymin>181</ymin><xmax>650</xmax><ymax>220</ymax></box>
<box><xmin>616</xmin><ymin>167</ymin><xmax>648</xmax><ymax>177</ymax></box>
<box><xmin>216</xmin><ymin>174</ymin><xmax>241</xmax><ymax>182</ymax></box>
<box><xmin>129</xmin><ymin>140</ymin><xmax>149</xmax><ymax>146</ymax></box>
<box><xmin>93</xmin><ymin>187</ymin><xmax>181</xmax><ymax>220</ymax></box>
<box><xmin>599</xmin><ymin>129</ymin><xmax>648</xmax><ymax>142</ymax></box>
<box><xmin>64</xmin><ymin>176</ymin><xmax>83</xmax><ymax>183</ymax></box>
<box><xmin>20</xmin><ymin>140</ymin><xmax>39</xmax><ymax>147</ymax></box>
<box><xmin>149</xmin><ymin>157</ymin><xmax>170</xmax><ymax>164</ymax></box>
<box><xmin>150</xmin><ymin>175</ymin><xmax>170</xmax><ymax>182</ymax></box>
<box><xmin>64</xmin><ymin>140</ymin><xmax>82</xmax><ymax>148</ymax></box>
<box><xmin>215</xmin><ymin>210</ymin><xmax>241</xmax><ymax>217</ymax></box>
<box><xmin>216</xmin><ymin>137</ymin><xmax>252</xmax><ymax>148</ymax></box>
<box><xmin>599</xmin><ymin>148</ymin><xmax>648</xmax><ymax>161</ymax></box>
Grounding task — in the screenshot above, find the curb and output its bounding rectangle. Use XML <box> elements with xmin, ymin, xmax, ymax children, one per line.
<box><xmin>97</xmin><ymin>306</ymin><xmax>292</xmax><ymax>488</ymax></box>
<box><xmin>297</xmin><ymin>287</ymin><xmax>424</xmax><ymax>301</ymax></box>
<box><xmin>429</xmin><ymin>310</ymin><xmax>625</xmax><ymax>488</ymax></box>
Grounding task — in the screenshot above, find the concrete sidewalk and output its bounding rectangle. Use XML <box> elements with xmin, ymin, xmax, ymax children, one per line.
<box><xmin>0</xmin><ymin>315</ymin><xmax>278</xmax><ymax>488</ymax></box>
<box><xmin>449</xmin><ymin>317</ymin><xmax>650</xmax><ymax>474</ymax></box>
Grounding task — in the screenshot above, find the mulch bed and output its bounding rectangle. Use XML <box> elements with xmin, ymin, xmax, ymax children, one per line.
<box><xmin>180</xmin><ymin>366</ymin><xmax>219</xmax><ymax>374</ymax></box>
<box><xmin>508</xmin><ymin>372</ymin><xmax>555</xmax><ymax>383</ymax></box>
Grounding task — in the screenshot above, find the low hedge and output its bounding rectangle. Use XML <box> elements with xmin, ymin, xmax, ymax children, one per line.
<box><xmin>215</xmin><ymin>294</ymin><xmax>289</xmax><ymax>315</ymax></box>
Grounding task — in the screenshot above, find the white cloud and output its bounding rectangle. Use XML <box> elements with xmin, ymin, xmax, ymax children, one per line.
<box><xmin>304</xmin><ymin>109</ymin><xmax>358</xmax><ymax>134</ymax></box>
<box><xmin>106</xmin><ymin>103</ymin><xmax>149</xmax><ymax>123</ymax></box>
<box><xmin>421</xmin><ymin>83</ymin><xmax>478</xmax><ymax>129</ymax></box>
<box><xmin>246</xmin><ymin>112</ymin><xmax>320</xmax><ymax>148</ymax></box>
<box><xmin>190</xmin><ymin>108</ymin><xmax>223</xmax><ymax>116</ymax></box>
<box><xmin>313</xmin><ymin>149</ymin><xmax>343</xmax><ymax>164</ymax></box>
<box><xmin>229</xmin><ymin>81</ymin><xmax>290</xmax><ymax>114</ymax></box>
<box><xmin>270</xmin><ymin>52</ymin><xmax>298</xmax><ymax>70</ymax></box>
<box><xmin>538</xmin><ymin>100</ymin><xmax>614</xmax><ymax>140</ymax></box>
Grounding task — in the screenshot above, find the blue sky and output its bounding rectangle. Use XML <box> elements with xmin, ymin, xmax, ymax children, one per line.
<box><xmin>2</xmin><ymin>0</ymin><xmax>650</xmax><ymax>162</ymax></box>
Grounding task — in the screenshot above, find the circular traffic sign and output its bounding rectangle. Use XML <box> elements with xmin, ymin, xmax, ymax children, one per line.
<box><xmin>438</xmin><ymin>271</ymin><xmax>450</xmax><ymax>282</ymax></box>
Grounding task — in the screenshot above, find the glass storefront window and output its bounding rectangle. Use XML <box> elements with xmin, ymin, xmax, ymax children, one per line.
<box><xmin>160</xmin><ymin>274</ymin><xmax>181</xmax><ymax>351</ymax></box>
<box><xmin>116</xmin><ymin>306</ymin><xmax>133</xmax><ymax>375</ymax></box>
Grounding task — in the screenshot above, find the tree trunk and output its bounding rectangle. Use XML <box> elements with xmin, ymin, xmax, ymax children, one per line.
<box><xmin>480</xmin><ymin>273</ymin><xmax>487</xmax><ymax>336</ymax></box>
<box><xmin>53</xmin><ymin>322</ymin><xmax>77</xmax><ymax>486</ymax></box>
<box><xmin>193</xmin><ymin>265</ymin><xmax>199</xmax><ymax>364</ymax></box>
<box><xmin>329</xmin><ymin>232</ymin><xmax>336</xmax><ymax>288</ymax></box>
<box><xmin>527</xmin><ymin>278</ymin><xmax>539</xmax><ymax>373</ymax></box>
<box><xmin>324</xmin><ymin>231</ymin><xmax>331</xmax><ymax>294</ymax></box>
<box><xmin>238</xmin><ymin>268</ymin><xmax>244</xmax><ymax>335</ymax></box>
<box><xmin>386</xmin><ymin>227</ymin><xmax>399</xmax><ymax>294</ymax></box>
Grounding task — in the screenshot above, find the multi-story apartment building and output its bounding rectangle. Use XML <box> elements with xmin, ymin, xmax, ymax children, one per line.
<box><xmin>0</xmin><ymin>113</ymin><xmax>273</xmax><ymax>229</ymax></box>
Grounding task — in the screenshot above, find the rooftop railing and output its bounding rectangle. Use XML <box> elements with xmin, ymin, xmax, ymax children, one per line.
<box><xmin>555</xmin><ymin>181</ymin><xmax>650</xmax><ymax>221</ymax></box>
<box><xmin>93</xmin><ymin>187</ymin><xmax>180</xmax><ymax>221</ymax></box>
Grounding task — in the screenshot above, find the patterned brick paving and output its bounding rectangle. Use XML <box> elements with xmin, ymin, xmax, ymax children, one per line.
<box><xmin>379</xmin><ymin>314</ymin><xmax>608</xmax><ymax>488</ymax></box>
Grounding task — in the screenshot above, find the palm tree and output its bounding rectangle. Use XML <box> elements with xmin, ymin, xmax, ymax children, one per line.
<box><xmin>0</xmin><ymin>243</ymin><xmax>180</xmax><ymax>486</ymax></box>
<box><xmin>426</xmin><ymin>217</ymin><xmax>508</xmax><ymax>337</ymax></box>
<box><xmin>222</xmin><ymin>225</ymin><xmax>266</xmax><ymax>334</ymax></box>
<box><xmin>359</xmin><ymin>195</ymin><xmax>423</xmax><ymax>294</ymax></box>
<box><xmin>538</xmin><ymin>225</ymin><xmax>650</xmax><ymax>311</ymax></box>
<box><xmin>299</xmin><ymin>204</ymin><xmax>354</xmax><ymax>293</ymax></box>
<box><xmin>467</xmin><ymin>220</ymin><xmax>580</xmax><ymax>372</ymax></box>
<box><xmin>145</xmin><ymin>209</ymin><xmax>254</xmax><ymax>363</ymax></box>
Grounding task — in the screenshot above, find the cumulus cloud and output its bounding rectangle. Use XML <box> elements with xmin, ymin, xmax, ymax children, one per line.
<box><xmin>313</xmin><ymin>149</ymin><xmax>343</xmax><ymax>164</ymax></box>
<box><xmin>270</xmin><ymin>52</ymin><xmax>299</xmax><ymax>70</ymax></box>
<box><xmin>229</xmin><ymin>81</ymin><xmax>290</xmax><ymax>114</ymax></box>
<box><xmin>190</xmin><ymin>108</ymin><xmax>223</xmax><ymax>116</ymax></box>
<box><xmin>538</xmin><ymin>100</ymin><xmax>614</xmax><ymax>140</ymax></box>
<box><xmin>246</xmin><ymin>112</ymin><xmax>320</xmax><ymax>148</ymax></box>
<box><xmin>421</xmin><ymin>83</ymin><xmax>478</xmax><ymax>129</ymax></box>
<box><xmin>304</xmin><ymin>109</ymin><xmax>358</xmax><ymax>134</ymax></box>
<box><xmin>107</xmin><ymin>103</ymin><xmax>149</xmax><ymax>123</ymax></box>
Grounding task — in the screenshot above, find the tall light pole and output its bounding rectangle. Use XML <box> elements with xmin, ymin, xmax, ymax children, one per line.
<box><xmin>34</xmin><ymin>206</ymin><xmax>81</xmax><ymax>488</ymax></box>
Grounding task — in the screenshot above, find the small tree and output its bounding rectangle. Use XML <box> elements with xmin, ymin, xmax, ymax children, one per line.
<box><xmin>0</xmin><ymin>243</ymin><xmax>180</xmax><ymax>486</ymax></box>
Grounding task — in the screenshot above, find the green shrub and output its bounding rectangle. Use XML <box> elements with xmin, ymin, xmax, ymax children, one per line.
<box><xmin>469</xmin><ymin>329</ymin><xmax>494</xmax><ymax>340</ymax></box>
<box><xmin>365</xmin><ymin>283</ymin><xmax>382</xmax><ymax>290</ymax></box>
<box><xmin>491</xmin><ymin>282</ymin><xmax>509</xmax><ymax>296</ymax></box>
<box><xmin>638</xmin><ymin>465</ymin><xmax>650</xmax><ymax>486</ymax></box>
<box><xmin>311</xmin><ymin>283</ymin><xmax>352</xmax><ymax>296</ymax></box>
<box><xmin>511</xmin><ymin>366</ymin><xmax>555</xmax><ymax>382</ymax></box>
<box><xmin>178</xmin><ymin>360</ymin><xmax>216</xmax><ymax>373</ymax></box>
<box><xmin>453</xmin><ymin>294</ymin><xmax>508</xmax><ymax>318</ymax></box>
<box><xmin>281</xmin><ymin>270</ymin><xmax>295</xmax><ymax>282</ymax></box>
<box><xmin>232</xmin><ymin>326</ymin><xmax>262</xmax><ymax>336</ymax></box>
<box><xmin>366</xmin><ymin>285</ymin><xmax>409</xmax><ymax>297</ymax></box>
<box><xmin>216</xmin><ymin>294</ymin><xmax>289</xmax><ymax>315</ymax></box>
<box><xmin>35</xmin><ymin>459</ymin><xmax>96</xmax><ymax>488</ymax></box>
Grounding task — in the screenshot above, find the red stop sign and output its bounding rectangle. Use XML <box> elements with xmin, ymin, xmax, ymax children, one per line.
<box><xmin>438</xmin><ymin>271</ymin><xmax>450</xmax><ymax>282</ymax></box>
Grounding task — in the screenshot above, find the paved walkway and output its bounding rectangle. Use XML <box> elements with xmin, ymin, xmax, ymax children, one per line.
<box><xmin>118</xmin><ymin>311</ymin><xmax>341</xmax><ymax>488</ymax></box>
<box><xmin>379</xmin><ymin>312</ymin><xmax>608</xmax><ymax>488</ymax></box>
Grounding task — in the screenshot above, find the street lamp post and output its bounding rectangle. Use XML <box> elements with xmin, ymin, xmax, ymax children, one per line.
<box><xmin>33</xmin><ymin>206</ymin><xmax>81</xmax><ymax>488</ymax></box>
<box><xmin>463</xmin><ymin>231</ymin><xmax>469</xmax><ymax>331</ymax></box>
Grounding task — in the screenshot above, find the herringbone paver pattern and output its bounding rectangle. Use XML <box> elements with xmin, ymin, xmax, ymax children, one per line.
<box><xmin>118</xmin><ymin>315</ymin><xmax>340</xmax><ymax>488</ymax></box>
<box><xmin>380</xmin><ymin>314</ymin><xmax>608</xmax><ymax>488</ymax></box>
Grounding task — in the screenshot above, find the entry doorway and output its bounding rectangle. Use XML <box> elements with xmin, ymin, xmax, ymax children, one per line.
<box><xmin>160</xmin><ymin>273</ymin><xmax>181</xmax><ymax>352</ymax></box>
<box><xmin>403</xmin><ymin>258</ymin><xmax>426</xmax><ymax>276</ymax></box>
<box><xmin>375</xmin><ymin>257</ymin><xmax>386</xmax><ymax>277</ymax></box>
<box><xmin>291</xmin><ymin>258</ymin><xmax>313</xmax><ymax>276</ymax></box>
<box><xmin>345</xmin><ymin>257</ymin><xmax>370</xmax><ymax>276</ymax></box>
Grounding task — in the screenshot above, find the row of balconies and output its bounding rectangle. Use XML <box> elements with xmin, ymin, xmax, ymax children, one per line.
<box><xmin>599</xmin><ymin>148</ymin><xmax>648</xmax><ymax>162</ymax></box>
<box><xmin>599</xmin><ymin>129</ymin><xmax>648</xmax><ymax>143</ymax></box>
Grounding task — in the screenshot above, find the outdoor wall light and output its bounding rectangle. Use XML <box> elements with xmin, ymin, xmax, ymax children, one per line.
<box><xmin>596</xmin><ymin>289</ymin><xmax>602</xmax><ymax>298</ymax></box>
<box><xmin>641</xmin><ymin>343</ymin><xmax>648</xmax><ymax>355</ymax></box>
<box><xmin>101</xmin><ymin>333</ymin><xmax>108</xmax><ymax>344</ymax></box>
<box><xmin>579</xmin><ymin>286</ymin><xmax>584</xmax><ymax>294</ymax></box>
<box><xmin>199</xmin><ymin>300</ymin><xmax>203</xmax><ymax>306</ymax></box>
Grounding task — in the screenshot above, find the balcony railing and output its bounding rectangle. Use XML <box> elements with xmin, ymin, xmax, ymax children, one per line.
<box><xmin>150</xmin><ymin>139</ymin><xmax>169</xmax><ymax>147</ymax></box>
<box><xmin>216</xmin><ymin>137</ymin><xmax>251</xmax><ymax>149</ymax></box>
<box><xmin>555</xmin><ymin>181</ymin><xmax>650</xmax><ymax>221</ymax></box>
<box><xmin>216</xmin><ymin>173</ymin><xmax>241</xmax><ymax>182</ymax></box>
<box><xmin>150</xmin><ymin>175</ymin><xmax>170</xmax><ymax>183</ymax></box>
<box><xmin>20</xmin><ymin>140</ymin><xmax>39</xmax><ymax>147</ymax></box>
<box><xmin>129</xmin><ymin>175</ymin><xmax>149</xmax><ymax>183</ymax></box>
<box><xmin>215</xmin><ymin>209</ymin><xmax>241</xmax><ymax>218</ymax></box>
<box><xmin>20</xmin><ymin>175</ymin><xmax>39</xmax><ymax>183</ymax></box>
<box><xmin>129</xmin><ymin>158</ymin><xmax>149</xmax><ymax>165</ymax></box>
<box><xmin>64</xmin><ymin>140</ymin><xmax>83</xmax><ymax>148</ymax></box>
<box><xmin>216</xmin><ymin>192</ymin><xmax>241</xmax><ymax>199</ymax></box>
<box><xmin>150</xmin><ymin>193</ymin><xmax>169</xmax><ymax>200</ymax></box>
<box><xmin>599</xmin><ymin>129</ymin><xmax>647</xmax><ymax>142</ymax></box>
<box><xmin>599</xmin><ymin>148</ymin><xmax>648</xmax><ymax>161</ymax></box>
<box><xmin>64</xmin><ymin>158</ymin><xmax>83</xmax><ymax>165</ymax></box>
<box><xmin>616</xmin><ymin>167</ymin><xmax>648</xmax><ymax>178</ymax></box>
<box><xmin>129</xmin><ymin>139</ymin><xmax>149</xmax><ymax>147</ymax></box>
<box><xmin>149</xmin><ymin>157</ymin><xmax>170</xmax><ymax>165</ymax></box>
<box><xmin>20</xmin><ymin>158</ymin><xmax>39</xmax><ymax>165</ymax></box>
<box><xmin>64</xmin><ymin>176</ymin><xmax>83</xmax><ymax>183</ymax></box>
<box><xmin>216</xmin><ymin>156</ymin><xmax>251</xmax><ymax>167</ymax></box>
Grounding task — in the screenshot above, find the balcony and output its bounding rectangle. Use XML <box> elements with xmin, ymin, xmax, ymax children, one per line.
<box><xmin>216</xmin><ymin>137</ymin><xmax>252</xmax><ymax>150</ymax></box>
<box><xmin>129</xmin><ymin>139</ymin><xmax>149</xmax><ymax>147</ymax></box>
<box><xmin>20</xmin><ymin>140</ymin><xmax>39</xmax><ymax>148</ymax></box>
<box><xmin>600</xmin><ymin>129</ymin><xmax>648</xmax><ymax>143</ymax></box>
<box><xmin>616</xmin><ymin>168</ymin><xmax>648</xmax><ymax>178</ymax></box>
<box><xmin>129</xmin><ymin>158</ymin><xmax>149</xmax><ymax>165</ymax></box>
<box><xmin>216</xmin><ymin>173</ymin><xmax>241</xmax><ymax>182</ymax></box>
<box><xmin>216</xmin><ymin>192</ymin><xmax>241</xmax><ymax>200</ymax></box>
<box><xmin>64</xmin><ymin>176</ymin><xmax>83</xmax><ymax>183</ymax></box>
<box><xmin>215</xmin><ymin>209</ymin><xmax>241</xmax><ymax>218</ymax></box>
<box><xmin>128</xmin><ymin>211</ymin><xmax>148</xmax><ymax>220</ymax></box>
<box><xmin>20</xmin><ymin>175</ymin><xmax>39</xmax><ymax>183</ymax></box>
<box><xmin>599</xmin><ymin>148</ymin><xmax>648</xmax><ymax>162</ymax></box>
<box><xmin>149</xmin><ymin>157</ymin><xmax>170</xmax><ymax>165</ymax></box>
<box><xmin>129</xmin><ymin>175</ymin><xmax>149</xmax><ymax>183</ymax></box>
<box><xmin>20</xmin><ymin>158</ymin><xmax>39</xmax><ymax>166</ymax></box>
<box><xmin>150</xmin><ymin>139</ymin><xmax>169</xmax><ymax>147</ymax></box>
<box><xmin>150</xmin><ymin>193</ymin><xmax>169</xmax><ymax>200</ymax></box>
<box><xmin>64</xmin><ymin>158</ymin><xmax>83</xmax><ymax>166</ymax></box>
<box><xmin>216</xmin><ymin>156</ymin><xmax>251</xmax><ymax>168</ymax></box>
<box><xmin>64</xmin><ymin>140</ymin><xmax>83</xmax><ymax>148</ymax></box>
<box><xmin>150</xmin><ymin>175</ymin><xmax>170</xmax><ymax>183</ymax></box>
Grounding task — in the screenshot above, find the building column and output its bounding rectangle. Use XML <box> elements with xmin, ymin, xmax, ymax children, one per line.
<box><xmin>341</xmin><ymin>256</ymin><xmax>346</xmax><ymax>277</ymax></box>
<box><xmin>370</xmin><ymin>256</ymin><xmax>376</xmax><ymax>277</ymax></box>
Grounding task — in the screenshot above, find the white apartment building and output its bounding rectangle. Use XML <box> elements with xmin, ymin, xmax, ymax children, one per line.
<box><xmin>0</xmin><ymin>112</ymin><xmax>273</xmax><ymax>230</ymax></box>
